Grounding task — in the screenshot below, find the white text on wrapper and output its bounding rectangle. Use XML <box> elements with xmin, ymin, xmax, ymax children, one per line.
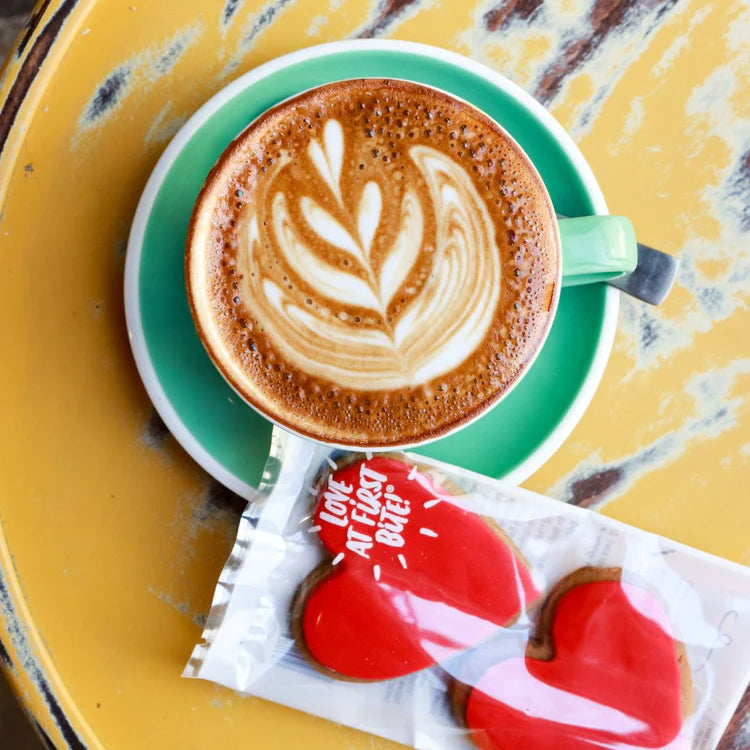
<box><xmin>318</xmin><ymin>462</ymin><xmax>412</xmax><ymax>558</ymax></box>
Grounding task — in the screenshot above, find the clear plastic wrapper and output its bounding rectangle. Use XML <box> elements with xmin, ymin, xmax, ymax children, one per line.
<box><xmin>185</xmin><ymin>431</ymin><xmax>750</xmax><ymax>749</ymax></box>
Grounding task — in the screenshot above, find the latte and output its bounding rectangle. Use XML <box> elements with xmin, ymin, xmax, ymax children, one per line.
<box><xmin>187</xmin><ymin>79</ymin><xmax>559</xmax><ymax>447</ymax></box>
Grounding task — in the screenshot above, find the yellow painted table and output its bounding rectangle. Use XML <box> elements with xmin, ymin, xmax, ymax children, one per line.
<box><xmin>0</xmin><ymin>1</ymin><xmax>747</xmax><ymax>747</ymax></box>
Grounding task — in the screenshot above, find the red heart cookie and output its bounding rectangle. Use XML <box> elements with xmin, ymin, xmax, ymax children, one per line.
<box><xmin>460</xmin><ymin>567</ymin><xmax>690</xmax><ymax>749</ymax></box>
<box><xmin>292</xmin><ymin>456</ymin><xmax>539</xmax><ymax>681</ymax></box>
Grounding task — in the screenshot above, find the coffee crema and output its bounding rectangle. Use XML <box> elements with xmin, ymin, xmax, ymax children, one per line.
<box><xmin>187</xmin><ymin>79</ymin><xmax>559</xmax><ymax>446</ymax></box>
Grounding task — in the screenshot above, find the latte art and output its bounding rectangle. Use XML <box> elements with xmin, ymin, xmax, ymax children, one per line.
<box><xmin>239</xmin><ymin>119</ymin><xmax>501</xmax><ymax>389</ymax></box>
<box><xmin>187</xmin><ymin>79</ymin><xmax>559</xmax><ymax>446</ymax></box>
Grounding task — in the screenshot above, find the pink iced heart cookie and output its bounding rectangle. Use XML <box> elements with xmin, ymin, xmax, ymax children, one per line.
<box><xmin>458</xmin><ymin>567</ymin><xmax>691</xmax><ymax>749</ymax></box>
<box><xmin>292</xmin><ymin>456</ymin><xmax>539</xmax><ymax>681</ymax></box>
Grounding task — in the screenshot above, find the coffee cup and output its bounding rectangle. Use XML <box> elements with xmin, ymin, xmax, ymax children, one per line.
<box><xmin>186</xmin><ymin>78</ymin><xmax>636</xmax><ymax>450</ymax></box>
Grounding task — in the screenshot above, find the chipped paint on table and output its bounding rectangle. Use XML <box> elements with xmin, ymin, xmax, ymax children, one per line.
<box><xmin>0</xmin><ymin>0</ymin><xmax>748</xmax><ymax>746</ymax></box>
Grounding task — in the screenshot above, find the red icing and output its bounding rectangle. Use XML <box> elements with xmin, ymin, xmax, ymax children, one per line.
<box><xmin>301</xmin><ymin>457</ymin><xmax>539</xmax><ymax>680</ymax></box>
<box><xmin>465</xmin><ymin>580</ymin><xmax>686</xmax><ymax>749</ymax></box>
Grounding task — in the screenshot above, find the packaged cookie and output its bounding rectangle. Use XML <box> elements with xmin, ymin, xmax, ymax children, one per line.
<box><xmin>451</xmin><ymin>567</ymin><xmax>692</xmax><ymax>748</ymax></box>
<box><xmin>185</xmin><ymin>431</ymin><xmax>750</xmax><ymax>749</ymax></box>
<box><xmin>291</xmin><ymin>454</ymin><xmax>539</xmax><ymax>682</ymax></box>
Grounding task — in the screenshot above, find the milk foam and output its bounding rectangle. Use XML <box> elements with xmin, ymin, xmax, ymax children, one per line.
<box><xmin>238</xmin><ymin>119</ymin><xmax>501</xmax><ymax>390</ymax></box>
<box><xmin>188</xmin><ymin>78</ymin><xmax>560</xmax><ymax>445</ymax></box>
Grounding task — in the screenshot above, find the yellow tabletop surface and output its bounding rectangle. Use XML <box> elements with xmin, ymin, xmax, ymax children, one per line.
<box><xmin>0</xmin><ymin>0</ymin><xmax>748</xmax><ymax>747</ymax></box>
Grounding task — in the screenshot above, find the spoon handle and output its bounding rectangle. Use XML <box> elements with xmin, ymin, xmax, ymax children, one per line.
<box><xmin>606</xmin><ymin>242</ymin><xmax>679</xmax><ymax>305</ymax></box>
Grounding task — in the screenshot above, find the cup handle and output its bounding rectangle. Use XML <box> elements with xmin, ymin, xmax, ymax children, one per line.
<box><xmin>559</xmin><ymin>216</ymin><xmax>638</xmax><ymax>287</ymax></box>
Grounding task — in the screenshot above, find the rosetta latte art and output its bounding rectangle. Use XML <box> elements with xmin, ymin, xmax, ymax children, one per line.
<box><xmin>189</xmin><ymin>79</ymin><xmax>559</xmax><ymax>445</ymax></box>
<box><xmin>238</xmin><ymin>120</ymin><xmax>501</xmax><ymax>390</ymax></box>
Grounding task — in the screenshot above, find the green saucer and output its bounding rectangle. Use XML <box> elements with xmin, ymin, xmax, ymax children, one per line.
<box><xmin>125</xmin><ymin>41</ymin><xmax>616</xmax><ymax>497</ymax></box>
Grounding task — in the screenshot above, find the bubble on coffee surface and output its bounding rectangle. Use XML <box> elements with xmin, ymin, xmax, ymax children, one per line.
<box><xmin>192</xmin><ymin>79</ymin><xmax>558</xmax><ymax>445</ymax></box>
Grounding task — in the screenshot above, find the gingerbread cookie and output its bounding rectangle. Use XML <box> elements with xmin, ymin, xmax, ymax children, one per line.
<box><xmin>454</xmin><ymin>567</ymin><xmax>692</xmax><ymax>749</ymax></box>
<box><xmin>291</xmin><ymin>456</ymin><xmax>540</xmax><ymax>681</ymax></box>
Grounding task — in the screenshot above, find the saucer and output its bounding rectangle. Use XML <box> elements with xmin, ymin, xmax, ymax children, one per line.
<box><xmin>124</xmin><ymin>40</ymin><xmax>617</xmax><ymax>498</ymax></box>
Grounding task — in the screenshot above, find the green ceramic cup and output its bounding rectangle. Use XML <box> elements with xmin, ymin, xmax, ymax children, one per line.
<box><xmin>558</xmin><ymin>215</ymin><xmax>636</xmax><ymax>286</ymax></box>
<box><xmin>125</xmin><ymin>40</ymin><xmax>626</xmax><ymax>495</ymax></box>
<box><xmin>186</xmin><ymin>77</ymin><xmax>637</xmax><ymax>453</ymax></box>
